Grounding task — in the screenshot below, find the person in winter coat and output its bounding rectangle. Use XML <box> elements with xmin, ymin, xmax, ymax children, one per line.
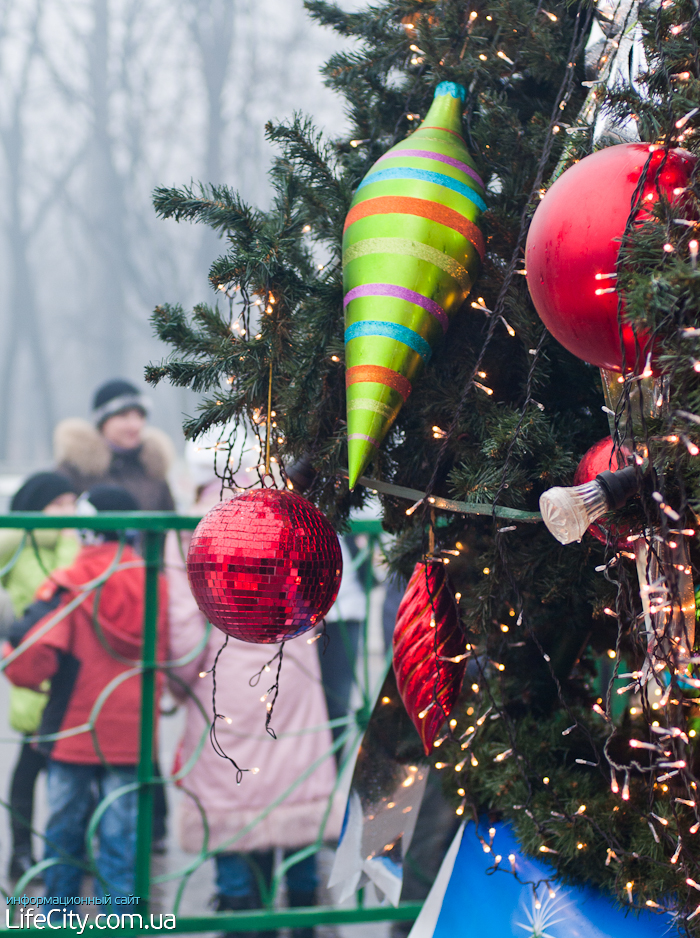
<box><xmin>54</xmin><ymin>378</ymin><xmax>175</xmax><ymax>510</ymax></box>
<box><xmin>165</xmin><ymin>435</ymin><xmax>341</xmax><ymax>937</ymax></box>
<box><xmin>53</xmin><ymin>378</ymin><xmax>175</xmax><ymax>849</ymax></box>
<box><xmin>0</xmin><ymin>472</ymin><xmax>79</xmax><ymax>881</ymax></box>
<box><xmin>4</xmin><ymin>485</ymin><xmax>168</xmax><ymax>910</ymax></box>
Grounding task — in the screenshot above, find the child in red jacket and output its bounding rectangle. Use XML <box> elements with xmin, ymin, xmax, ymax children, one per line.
<box><xmin>4</xmin><ymin>485</ymin><xmax>168</xmax><ymax>911</ymax></box>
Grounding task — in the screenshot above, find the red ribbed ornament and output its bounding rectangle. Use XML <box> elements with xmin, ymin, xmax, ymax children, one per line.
<box><xmin>393</xmin><ymin>561</ymin><xmax>466</xmax><ymax>754</ymax></box>
<box><xmin>187</xmin><ymin>489</ymin><xmax>342</xmax><ymax>643</ymax></box>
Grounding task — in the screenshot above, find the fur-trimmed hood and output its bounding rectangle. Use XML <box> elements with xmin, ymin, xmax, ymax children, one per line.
<box><xmin>54</xmin><ymin>418</ymin><xmax>175</xmax><ymax>482</ymax></box>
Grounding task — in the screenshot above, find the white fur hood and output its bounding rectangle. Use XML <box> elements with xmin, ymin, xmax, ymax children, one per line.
<box><xmin>54</xmin><ymin>418</ymin><xmax>175</xmax><ymax>481</ymax></box>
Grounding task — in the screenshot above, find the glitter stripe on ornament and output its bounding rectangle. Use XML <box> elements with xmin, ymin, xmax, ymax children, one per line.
<box><xmin>346</xmin><ymin>365</ymin><xmax>412</xmax><ymax>401</ymax></box>
<box><xmin>345</xmin><ymin>320</ymin><xmax>433</xmax><ymax>362</ymax></box>
<box><xmin>343</xmin><ymin>197</ymin><xmax>485</xmax><ymax>260</ymax></box>
<box><xmin>344</xmin><ymin>238</ymin><xmax>473</xmax><ymax>291</ymax></box>
<box><xmin>357</xmin><ymin>167</ymin><xmax>487</xmax><ymax>212</ymax></box>
<box><xmin>343</xmin><ymin>282</ymin><xmax>449</xmax><ymax>333</ymax></box>
<box><xmin>346</xmin><ymin>398</ymin><xmax>395</xmax><ymax>420</ymax></box>
<box><xmin>376</xmin><ymin>150</ymin><xmax>485</xmax><ymax>189</ymax></box>
<box><xmin>348</xmin><ymin>433</ymin><xmax>379</xmax><ymax>447</ymax></box>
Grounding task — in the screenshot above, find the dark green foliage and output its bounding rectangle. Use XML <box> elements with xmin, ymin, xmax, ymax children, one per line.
<box><xmin>148</xmin><ymin>0</ymin><xmax>700</xmax><ymax>920</ymax></box>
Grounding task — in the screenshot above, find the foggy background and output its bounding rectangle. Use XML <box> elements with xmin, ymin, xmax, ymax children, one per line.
<box><xmin>0</xmin><ymin>0</ymin><xmax>356</xmax><ymax>473</ymax></box>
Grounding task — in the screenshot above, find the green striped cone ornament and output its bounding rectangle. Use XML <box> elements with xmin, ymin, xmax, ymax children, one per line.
<box><xmin>343</xmin><ymin>81</ymin><xmax>485</xmax><ymax>489</ymax></box>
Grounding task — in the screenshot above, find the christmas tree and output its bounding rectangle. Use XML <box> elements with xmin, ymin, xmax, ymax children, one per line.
<box><xmin>147</xmin><ymin>0</ymin><xmax>700</xmax><ymax>923</ymax></box>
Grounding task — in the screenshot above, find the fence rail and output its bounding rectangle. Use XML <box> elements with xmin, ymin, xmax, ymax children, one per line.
<box><xmin>0</xmin><ymin>512</ymin><xmax>420</xmax><ymax>934</ymax></box>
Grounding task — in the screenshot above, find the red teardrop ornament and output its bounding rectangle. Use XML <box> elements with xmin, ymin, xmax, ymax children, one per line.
<box><xmin>186</xmin><ymin>488</ymin><xmax>343</xmax><ymax>643</ymax></box>
<box><xmin>393</xmin><ymin>560</ymin><xmax>466</xmax><ymax>754</ymax></box>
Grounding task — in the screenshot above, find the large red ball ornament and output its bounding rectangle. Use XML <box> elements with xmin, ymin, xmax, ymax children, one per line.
<box><xmin>573</xmin><ymin>437</ymin><xmax>632</xmax><ymax>545</ymax></box>
<box><xmin>187</xmin><ymin>489</ymin><xmax>343</xmax><ymax>643</ymax></box>
<box><xmin>526</xmin><ymin>144</ymin><xmax>696</xmax><ymax>372</ymax></box>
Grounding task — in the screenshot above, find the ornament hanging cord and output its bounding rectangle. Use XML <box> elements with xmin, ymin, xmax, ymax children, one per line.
<box><xmin>265</xmin><ymin>360</ymin><xmax>273</xmax><ymax>476</ymax></box>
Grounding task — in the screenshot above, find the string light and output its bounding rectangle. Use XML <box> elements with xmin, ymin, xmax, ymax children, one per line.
<box><xmin>676</xmin><ymin>107</ymin><xmax>698</xmax><ymax>129</ymax></box>
<box><xmin>493</xmin><ymin>748</ymin><xmax>513</xmax><ymax>762</ymax></box>
<box><xmin>471</xmin><ymin>297</ymin><xmax>492</xmax><ymax>314</ymax></box>
<box><xmin>213</xmin><ymin>14</ymin><xmax>698</xmax><ymax>909</ymax></box>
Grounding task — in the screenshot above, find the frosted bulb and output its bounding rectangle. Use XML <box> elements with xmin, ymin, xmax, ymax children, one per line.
<box><xmin>539</xmin><ymin>480</ymin><xmax>608</xmax><ymax>544</ymax></box>
<box><xmin>539</xmin><ymin>466</ymin><xmax>640</xmax><ymax>545</ymax></box>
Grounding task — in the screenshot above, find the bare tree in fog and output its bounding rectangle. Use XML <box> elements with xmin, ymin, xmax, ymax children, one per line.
<box><xmin>183</xmin><ymin>0</ymin><xmax>235</xmax><ymax>273</ymax></box>
<box><xmin>0</xmin><ymin>0</ymin><xmax>70</xmax><ymax>457</ymax></box>
<box><xmin>0</xmin><ymin>0</ymin><xmax>348</xmax><ymax>466</ymax></box>
<box><xmin>71</xmin><ymin>0</ymin><xmax>187</xmax><ymax>377</ymax></box>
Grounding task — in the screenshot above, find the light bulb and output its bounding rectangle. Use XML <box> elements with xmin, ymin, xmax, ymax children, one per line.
<box><xmin>539</xmin><ymin>466</ymin><xmax>639</xmax><ymax>545</ymax></box>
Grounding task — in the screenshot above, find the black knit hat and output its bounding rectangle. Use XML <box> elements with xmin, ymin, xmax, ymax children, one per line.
<box><xmin>85</xmin><ymin>484</ymin><xmax>140</xmax><ymax>513</ymax></box>
<box><xmin>92</xmin><ymin>379</ymin><xmax>149</xmax><ymax>427</ymax></box>
<box><xmin>11</xmin><ymin>472</ymin><xmax>77</xmax><ymax>512</ymax></box>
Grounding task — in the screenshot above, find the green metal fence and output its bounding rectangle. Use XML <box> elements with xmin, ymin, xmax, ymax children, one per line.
<box><xmin>0</xmin><ymin>512</ymin><xmax>421</xmax><ymax>934</ymax></box>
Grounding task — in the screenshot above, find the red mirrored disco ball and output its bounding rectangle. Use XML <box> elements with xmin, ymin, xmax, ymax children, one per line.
<box><xmin>393</xmin><ymin>560</ymin><xmax>465</xmax><ymax>754</ymax></box>
<box><xmin>187</xmin><ymin>489</ymin><xmax>343</xmax><ymax>643</ymax></box>
<box><xmin>526</xmin><ymin>144</ymin><xmax>696</xmax><ymax>372</ymax></box>
<box><xmin>573</xmin><ymin>436</ymin><xmax>633</xmax><ymax>545</ymax></box>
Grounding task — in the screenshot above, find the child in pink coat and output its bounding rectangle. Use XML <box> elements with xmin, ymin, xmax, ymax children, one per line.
<box><xmin>165</xmin><ymin>461</ymin><xmax>341</xmax><ymax>934</ymax></box>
